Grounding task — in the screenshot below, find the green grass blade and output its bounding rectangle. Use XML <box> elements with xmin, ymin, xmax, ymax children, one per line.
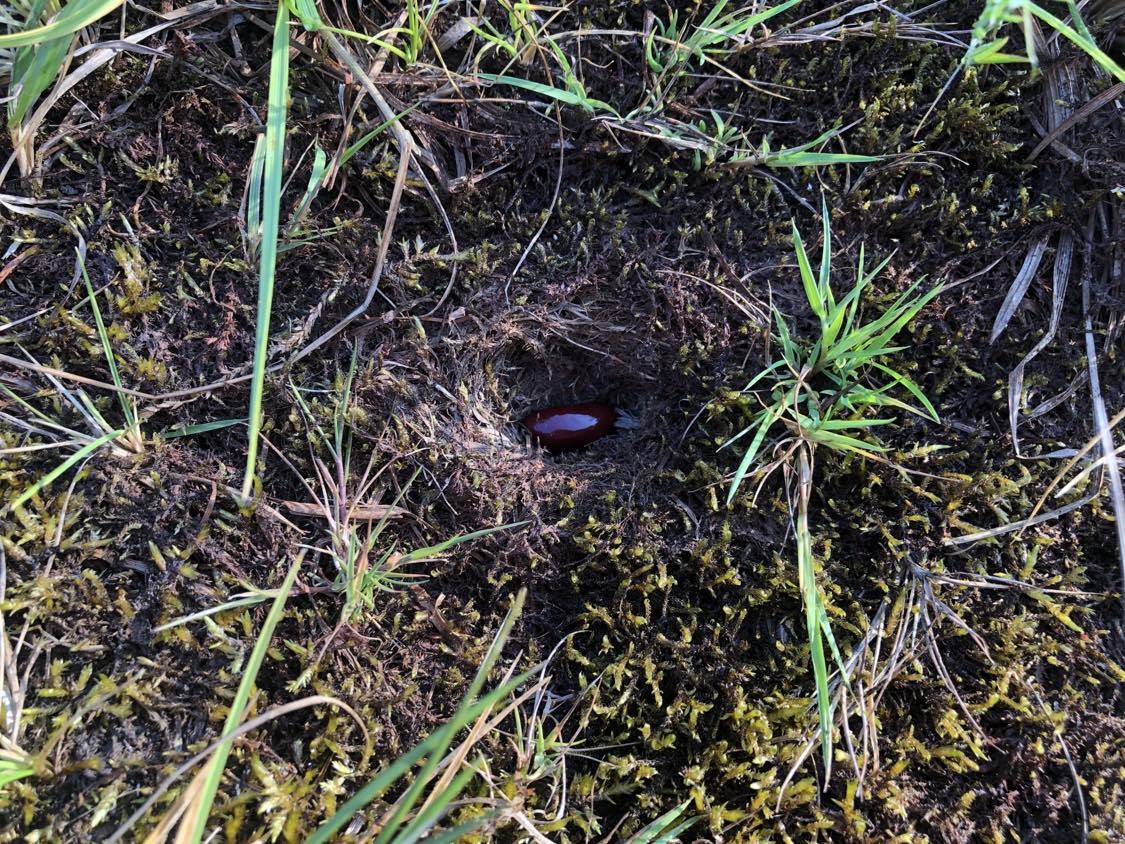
<box><xmin>1030</xmin><ymin>2</ymin><xmax>1125</xmax><ymax>83</ymax></box>
<box><xmin>767</xmin><ymin>151</ymin><xmax>880</xmax><ymax>167</ymax></box>
<box><xmin>804</xmin><ymin>428</ymin><xmax>886</xmax><ymax>454</ymax></box>
<box><xmin>286</xmin><ymin>0</ymin><xmax>323</xmax><ymax>30</ymax></box>
<box><xmin>628</xmin><ymin>799</ymin><xmax>700</xmax><ymax>844</ymax></box>
<box><xmin>7</xmin><ymin>428</ymin><xmax>121</xmax><ymax>512</ymax></box>
<box><xmin>792</xmin><ymin>221</ymin><xmax>825</xmax><ymax>320</ymax></box>
<box><xmin>9</xmin><ymin>32</ymin><xmax>71</xmax><ymax>126</ymax></box>
<box><xmin>152</xmin><ymin>592</ymin><xmax>276</xmax><ymax>632</ymax></box>
<box><xmin>371</xmin><ymin>590</ymin><xmax>527</xmax><ymax>842</ymax></box>
<box><xmin>817</xmin><ymin>600</ymin><xmax>853</xmax><ymax>693</ymax></box>
<box><xmin>719</xmin><ymin>411</ymin><xmax>767</xmax><ymax>453</ymax></box>
<box><xmin>79</xmin><ymin>253</ymin><xmax>135</xmax><ymax>430</ymax></box>
<box><xmin>411</xmin><ymin>814</ymin><xmax>499</xmax><ymax>844</ymax></box>
<box><xmin>0</xmin><ymin>0</ymin><xmax>123</xmax><ymax>48</ymax></box>
<box><xmin>391</xmin><ymin>762</ymin><xmax>480</xmax><ymax>843</ymax></box>
<box><xmin>796</xmin><ymin>448</ymin><xmax>832</xmax><ymax>771</ymax></box>
<box><xmin>870</xmin><ymin>361</ymin><xmax>940</xmax><ymax>422</ymax></box>
<box><xmin>163</xmin><ymin>418</ymin><xmax>245</xmax><ymax>439</ymax></box>
<box><xmin>241</xmin><ymin>1</ymin><xmax>291</xmax><ymax>502</ymax></box>
<box><xmin>742</xmin><ymin>358</ymin><xmax>786</xmax><ymax>393</ymax></box>
<box><xmin>397</xmin><ymin>521</ymin><xmax>529</xmax><ymax>564</ymax></box>
<box><xmin>735</xmin><ymin>0</ymin><xmax>802</xmax><ymax>31</ymax></box>
<box><xmin>313</xmin><ymin>672</ymin><xmax>535</xmax><ymax>844</ymax></box>
<box><xmin>340</xmin><ymin>102</ymin><xmax>421</xmax><ymax>166</ymax></box>
<box><xmin>186</xmin><ymin>552</ymin><xmax>304</xmax><ymax>844</ymax></box>
<box><xmin>773</xmin><ymin>307</ymin><xmax>799</xmax><ymax>370</ymax></box>
<box><xmin>244</xmin><ymin>135</ymin><xmax>266</xmax><ymax>253</ymax></box>
<box><xmin>478</xmin><ymin>73</ymin><xmax>592</xmax><ymax>108</ymax></box>
<box><xmin>286</xmin><ymin>143</ymin><xmax>328</xmax><ymax>236</ymax></box>
<box><xmin>818</xmin><ymin>193</ymin><xmax>832</xmax><ymax>308</ymax></box>
<box><xmin>726</xmin><ymin>404</ymin><xmax>782</xmax><ymax>504</ymax></box>
<box><xmin>812</xmin><ymin>418</ymin><xmax>895</xmax><ymax>430</ymax></box>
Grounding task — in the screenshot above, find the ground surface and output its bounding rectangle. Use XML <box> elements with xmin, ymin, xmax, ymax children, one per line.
<box><xmin>2</xmin><ymin>1</ymin><xmax>1124</xmax><ymax>841</ymax></box>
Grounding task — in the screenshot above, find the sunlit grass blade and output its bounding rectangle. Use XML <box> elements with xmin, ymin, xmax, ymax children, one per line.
<box><xmin>818</xmin><ymin>194</ymin><xmax>833</xmax><ymax>307</ymax></box>
<box><xmin>243</xmin><ymin>135</ymin><xmax>266</xmax><ymax>258</ymax></box>
<box><xmin>389</xmin><ymin>762</ymin><xmax>481</xmax><ymax>842</ymax></box>
<box><xmin>870</xmin><ymin>361</ymin><xmax>940</xmax><ymax>421</ymax></box>
<box><xmin>286</xmin><ymin>143</ymin><xmax>328</xmax><ymax>236</ymax></box>
<box><xmin>742</xmin><ymin>358</ymin><xmax>785</xmax><ymax>393</ymax></box>
<box><xmin>810</xmin><ymin>418</ymin><xmax>895</xmax><ymax>430</ymax></box>
<box><xmin>1030</xmin><ymin>0</ymin><xmax>1125</xmax><ymax>83</ymax></box>
<box><xmin>162</xmin><ymin>418</ymin><xmax>244</xmax><ymax>439</ymax></box>
<box><xmin>803</xmin><ymin>427</ymin><xmax>887</xmax><ymax>454</ymax></box>
<box><xmin>152</xmin><ymin>588</ymin><xmax>277</xmax><ymax>633</ymax></box>
<box><xmin>397</xmin><ymin>521</ymin><xmax>529</xmax><ymax>564</ymax></box>
<box><xmin>478</xmin><ymin>73</ymin><xmax>590</xmax><ymax>108</ymax></box>
<box><xmin>8</xmin><ymin>27</ymin><xmax>71</xmax><ymax>127</ymax></box>
<box><xmin>849</xmin><ymin>389</ymin><xmax>932</xmax><ymax>421</ymax></box>
<box><xmin>719</xmin><ymin>409</ymin><xmax>766</xmax><ymax>452</ymax></box>
<box><xmin>369</xmin><ymin>589</ymin><xmax>526</xmax><ymax>843</ymax></box>
<box><xmin>817</xmin><ymin>599</ymin><xmax>854</xmax><ymax>689</ymax></box>
<box><xmin>773</xmin><ymin>307</ymin><xmax>799</xmax><ymax>370</ymax></box>
<box><xmin>340</xmin><ymin>102</ymin><xmax>421</xmax><ymax>167</ymax></box>
<box><xmin>241</xmin><ymin>1</ymin><xmax>291</xmax><ymax>502</ymax></box>
<box><xmin>0</xmin><ymin>0</ymin><xmax>122</xmax><ymax>48</ymax></box>
<box><xmin>766</xmin><ymin>150</ymin><xmax>880</xmax><ymax>168</ymax></box>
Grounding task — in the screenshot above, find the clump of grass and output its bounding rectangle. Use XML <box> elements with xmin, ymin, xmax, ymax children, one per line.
<box><xmin>642</xmin><ymin>0</ymin><xmax>802</xmax><ymax>109</ymax></box>
<box><xmin>722</xmin><ymin>196</ymin><xmax>942</xmax><ymax>774</ymax></box>
<box><xmin>285</xmin><ymin>347</ymin><xmax>523</xmax><ymax>627</ymax></box>
<box><xmin>155</xmin><ymin>346</ymin><xmax>522</xmax><ymax>637</ymax></box>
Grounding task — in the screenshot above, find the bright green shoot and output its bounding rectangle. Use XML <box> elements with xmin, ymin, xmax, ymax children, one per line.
<box><xmin>722</xmin><ymin>196</ymin><xmax>942</xmax><ymax>774</ymax></box>
<box><xmin>965</xmin><ymin>0</ymin><xmax>1125</xmax><ymax>83</ymax></box>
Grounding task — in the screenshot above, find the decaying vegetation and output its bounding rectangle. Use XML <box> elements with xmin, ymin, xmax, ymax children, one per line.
<box><xmin>2</xmin><ymin>0</ymin><xmax>1124</xmax><ymax>840</ymax></box>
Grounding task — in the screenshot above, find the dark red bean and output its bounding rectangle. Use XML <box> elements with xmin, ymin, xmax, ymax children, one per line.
<box><xmin>522</xmin><ymin>403</ymin><xmax>617</xmax><ymax>452</ymax></box>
